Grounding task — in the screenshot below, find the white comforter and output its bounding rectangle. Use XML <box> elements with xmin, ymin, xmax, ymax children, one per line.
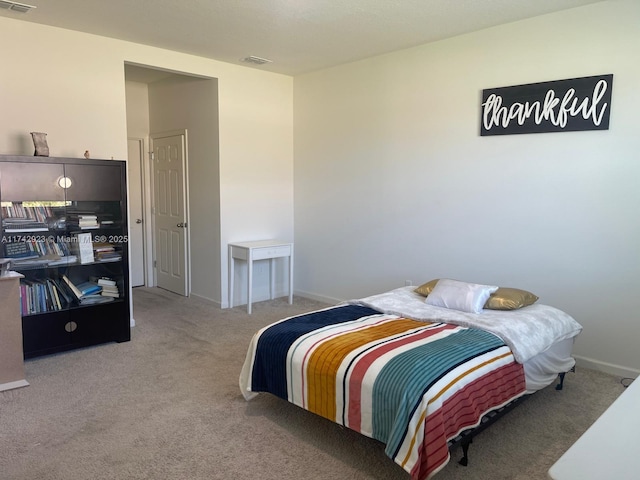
<box><xmin>349</xmin><ymin>286</ymin><xmax>582</xmax><ymax>364</ymax></box>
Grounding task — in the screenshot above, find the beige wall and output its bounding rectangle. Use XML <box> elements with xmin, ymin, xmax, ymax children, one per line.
<box><xmin>294</xmin><ymin>0</ymin><xmax>640</xmax><ymax>377</ymax></box>
<box><xmin>0</xmin><ymin>17</ymin><xmax>294</xmax><ymax>306</ymax></box>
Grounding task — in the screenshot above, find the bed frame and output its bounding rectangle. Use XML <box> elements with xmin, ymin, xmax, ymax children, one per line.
<box><xmin>449</xmin><ymin>369</ymin><xmax>574</xmax><ymax>466</ymax></box>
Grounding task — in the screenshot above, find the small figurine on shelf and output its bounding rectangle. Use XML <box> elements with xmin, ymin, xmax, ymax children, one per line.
<box><xmin>84</xmin><ymin>150</ymin><xmax>90</xmax><ymax>159</ymax></box>
<box><xmin>0</xmin><ymin>258</ymin><xmax>11</xmax><ymax>277</ymax></box>
<box><xmin>30</xmin><ymin>132</ymin><xmax>49</xmax><ymax>157</ymax></box>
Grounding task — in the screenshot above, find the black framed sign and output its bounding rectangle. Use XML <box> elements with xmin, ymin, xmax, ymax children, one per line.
<box><xmin>480</xmin><ymin>74</ymin><xmax>613</xmax><ymax>136</ymax></box>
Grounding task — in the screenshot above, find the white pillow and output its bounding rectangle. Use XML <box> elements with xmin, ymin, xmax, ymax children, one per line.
<box><xmin>424</xmin><ymin>279</ymin><xmax>499</xmax><ymax>314</ymax></box>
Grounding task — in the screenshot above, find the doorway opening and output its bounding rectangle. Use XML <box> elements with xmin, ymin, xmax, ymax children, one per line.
<box><xmin>124</xmin><ymin>63</ymin><xmax>220</xmax><ymax>300</ymax></box>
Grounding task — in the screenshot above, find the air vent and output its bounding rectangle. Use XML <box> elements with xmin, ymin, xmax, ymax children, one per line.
<box><xmin>240</xmin><ymin>56</ymin><xmax>273</xmax><ymax>66</ymax></box>
<box><xmin>0</xmin><ymin>0</ymin><xmax>36</xmax><ymax>13</ymax></box>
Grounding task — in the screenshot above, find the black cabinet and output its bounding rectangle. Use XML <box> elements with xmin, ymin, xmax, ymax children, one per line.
<box><xmin>0</xmin><ymin>155</ymin><xmax>130</xmax><ymax>358</ymax></box>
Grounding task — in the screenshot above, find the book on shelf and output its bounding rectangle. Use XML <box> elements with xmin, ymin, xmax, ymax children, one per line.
<box><xmin>46</xmin><ymin>279</ymin><xmax>62</xmax><ymax>311</ymax></box>
<box><xmin>4</xmin><ymin>236</ymin><xmax>77</xmax><ymax>267</ymax></box>
<box><xmin>3</xmin><ymin>227</ymin><xmax>49</xmax><ymax>232</ymax></box>
<box><xmin>91</xmin><ymin>242</ymin><xmax>122</xmax><ymax>262</ymax></box>
<box><xmin>46</xmin><ymin>255</ymin><xmax>78</xmax><ymax>266</ymax></box>
<box><xmin>79</xmin><ymin>294</ymin><xmax>115</xmax><ymax>305</ymax></box>
<box><xmin>11</xmin><ymin>254</ymin><xmax>59</xmax><ymax>267</ymax></box>
<box><xmin>66</xmin><ymin>212</ymin><xmax>99</xmax><ymax>229</ymax></box>
<box><xmin>19</xmin><ymin>278</ymin><xmax>67</xmax><ymax>315</ymax></box>
<box><xmin>75</xmin><ymin>281</ymin><xmax>102</xmax><ymax>296</ymax></box>
<box><xmin>101</xmin><ymin>284</ymin><xmax>119</xmax><ymax>297</ymax></box>
<box><xmin>89</xmin><ymin>275</ymin><xmax>117</xmax><ymax>286</ymax></box>
<box><xmin>2</xmin><ymin>204</ymin><xmax>54</xmax><ymax>223</ymax></box>
<box><xmin>96</xmin><ymin>254</ymin><xmax>121</xmax><ymax>262</ymax></box>
<box><xmin>51</xmin><ymin>278</ymin><xmax>74</xmax><ymax>306</ymax></box>
<box><xmin>4</xmin><ymin>241</ymin><xmax>40</xmax><ymax>259</ymax></box>
<box><xmin>93</xmin><ymin>242</ymin><xmax>115</xmax><ymax>251</ymax></box>
<box><xmin>19</xmin><ymin>276</ymin><xmax>122</xmax><ymax>311</ymax></box>
<box><xmin>2</xmin><ymin>217</ymin><xmax>49</xmax><ymax>231</ymax></box>
<box><xmin>61</xmin><ymin>275</ymin><xmax>115</xmax><ymax>302</ymax></box>
<box><xmin>88</xmin><ymin>275</ymin><xmax>120</xmax><ymax>297</ymax></box>
<box><xmin>100</xmin><ymin>290</ymin><xmax>120</xmax><ymax>298</ymax></box>
<box><xmin>61</xmin><ymin>274</ymin><xmax>83</xmax><ymax>300</ymax></box>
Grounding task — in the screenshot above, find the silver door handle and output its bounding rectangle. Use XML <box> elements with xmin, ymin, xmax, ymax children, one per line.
<box><xmin>176</xmin><ymin>222</ymin><xmax>187</xmax><ymax>228</ymax></box>
<box><xmin>136</xmin><ymin>219</ymin><xmax>143</xmax><ymax>224</ymax></box>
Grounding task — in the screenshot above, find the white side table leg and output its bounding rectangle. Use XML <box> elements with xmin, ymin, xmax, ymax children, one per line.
<box><xmin>228</xmin><ymin>246</ymin><xmax>234</xmax><ymax>309</ymax></box>
<box><xmin>269</xmin><ymin>258</ymin><xmax>275</xmax><ymax>300</ymax></box>
<box><xmin>288</xmin><ymin>244</ymin><xmax>294</xmax><ymax>305</ymax></box>
<box><xmin>247</xmin><ymin>251</ymin><xmax>253</xmax><ymax>314</ymax></box>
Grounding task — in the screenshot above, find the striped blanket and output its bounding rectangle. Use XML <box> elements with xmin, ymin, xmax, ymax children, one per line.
<box><xmin>240</xmin><ymin>304</ymin><xmax>526</xmax><ymax>480</ymax></box>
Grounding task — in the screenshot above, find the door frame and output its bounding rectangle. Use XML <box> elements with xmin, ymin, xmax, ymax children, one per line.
<box><xmin>149</xmin><ymin>129</ymin><xmax>191</xmax><ymax>295</ymax></box>
<box><xmin>127</xmin><ymin>137</ymin><xmax>151</xmax><ymax>287</ymax></box>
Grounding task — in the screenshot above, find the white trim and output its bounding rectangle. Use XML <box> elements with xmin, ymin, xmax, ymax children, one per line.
<box><xmin>574</xmin><ymin>355</ymin><xmax>640</xmax><ymax>379</ymax></box>
<box><xmin>0</xmin><ymin>379</ymin><xmax>29</xmax><ymax>393</ymax></box>
<box><xmin>293</xmin><ymin>289</ymin><xmax>343</xmax><ymax>305</ymax></box>
<box><xmin>189</xmin><ymin>292</ymin><xmax>221</xmax><ymax>307</ymax></box>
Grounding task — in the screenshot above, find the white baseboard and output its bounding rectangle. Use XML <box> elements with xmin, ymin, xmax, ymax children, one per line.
<box><xmin>574</xmin><ymin>355</ymin><xmax>639</xmax><ymax>379</ymax></box>
<box><xmin>294</xmin><ymin>289</ymin><xmax>343</xmax><ymax>305</ymax></box>
<box><xmin>190</xmin><ymin>292</ymin><xmax>222</xmax><ymax>307</ymax></box>
<box><xmin>0</xmin><ymin>379</ymin><xmax>29</xmax><ymax>393</ymax></box>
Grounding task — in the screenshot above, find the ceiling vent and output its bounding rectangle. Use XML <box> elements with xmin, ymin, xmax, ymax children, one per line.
<box><xmin>240</xmin><ymin>56</ymin><xmax>273</xmax><ymax>66</ymax></box>
<box><xmin>0</xmin><ymin>0</ymin><xmax>36</xmax><ymax>13</ymax></box>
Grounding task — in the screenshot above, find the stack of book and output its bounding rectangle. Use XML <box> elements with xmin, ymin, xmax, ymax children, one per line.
<box><xmin>2</xmin><ymin>217</ymin><xmax>48</xmax><ymax>232</ymax></box>
<box><xmin>61</xmin><ymin>275</ymin><xmax>114</xmax><ymax>305</ymax></box>
<box><xmin>93</xmin><ymin>242</ymin><xmax>121</xmax><ymax>262</ymax></box>
<box><xmin>67</xmin><ymin>212</ymin><xmax>99</xmax><ymax>230</ymax></box>
<box><xmin>96</xmin><ymin>277</ymin><xmax>119</xmax><ymax>298</ymax></box>
<box><xmin>77</xmin><ymin>214</ymin><xmax>99</xmax><ymax>229</ymax></box>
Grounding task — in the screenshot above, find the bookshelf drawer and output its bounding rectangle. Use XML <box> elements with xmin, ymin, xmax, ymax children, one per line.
<box><xmin>22</xmin><ymin>312</ymin><xmax>73</xmax><ymax>358</ymax></box>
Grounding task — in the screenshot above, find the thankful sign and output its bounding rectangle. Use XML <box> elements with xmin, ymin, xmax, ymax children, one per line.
<box><xmin>480</xmin><ymin>74</ymin><xmax>613</xmax><ymax>136</ymax></box>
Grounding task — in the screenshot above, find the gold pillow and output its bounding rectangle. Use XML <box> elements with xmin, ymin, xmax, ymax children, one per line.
<box><xmin>414</xmin><ymin>279</ymin><xmax>439</xmax><ymax>297</ymax></box>
<box><xmin>484</xmin><ymin>287</ymin><xmax>538</xmax><ymax>310</ymax></box>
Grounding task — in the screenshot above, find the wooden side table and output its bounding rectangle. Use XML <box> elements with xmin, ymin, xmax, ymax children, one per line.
<box><xmin>0</xmin><ymin>271</ymin><xmax>29</xmax><ymax>392</ymax></box>
<box><xmin>228</xmin><ymin>240</ymin><xmax>293</xmax><ymax>314</ymax></box>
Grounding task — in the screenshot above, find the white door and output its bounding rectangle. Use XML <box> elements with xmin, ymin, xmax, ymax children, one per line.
<box><xmin>151</xmin><ymin>133</ymin><xmax>189</xmax><ymax>296</ymax></box>
<box><xmin>127</xmin><ymin>138</ymin><xmax>146</xmax><ymax>287</ymax></box>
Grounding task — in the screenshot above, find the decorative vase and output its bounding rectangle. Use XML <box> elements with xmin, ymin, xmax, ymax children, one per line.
<box><xmin>30</xmin><ymin>132</ymin><xmax>49</xmax><ymax>157</ymax></box>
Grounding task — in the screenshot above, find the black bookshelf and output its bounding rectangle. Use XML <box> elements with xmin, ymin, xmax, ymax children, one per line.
<box><xmin>0</xmin><ymin>155</ymin><xmax>130</xmax><ymax>358</ymax></box>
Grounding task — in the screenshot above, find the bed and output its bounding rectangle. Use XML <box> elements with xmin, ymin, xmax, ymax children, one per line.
<box><xmin>239</xmin><ymin>280</ymin><xmax>582</xmax><ymax>480</ymax></box>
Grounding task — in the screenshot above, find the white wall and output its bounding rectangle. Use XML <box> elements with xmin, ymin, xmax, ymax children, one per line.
<box><xmin>293</xmin><ymin>0</ymin><xmax>640</xmax><ymax>376</ymax></box>
<box><xmin>0</xmin><ymin>17</ymin><xmax>294</xmax><ymax>307</ymax></box>
<box><xmin>147</xmin><ymin>75</ymin><xmax>221</xmax><ymax>302</ymax></box>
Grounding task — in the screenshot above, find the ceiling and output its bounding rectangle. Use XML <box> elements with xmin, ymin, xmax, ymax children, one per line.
<box><xmin>1</xmin><ymin>0</ymin><xmax>604</xmax><ymax>76</ymax></box>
